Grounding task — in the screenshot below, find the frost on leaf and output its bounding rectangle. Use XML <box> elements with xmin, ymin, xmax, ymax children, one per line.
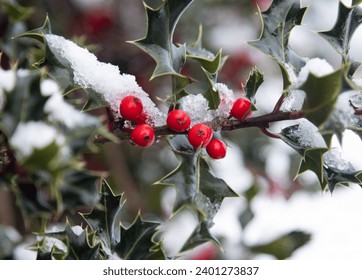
<box><xmin>281</xmin><ymin>119</ymin><xmax>362</xmax><ymax>192</ymax></box>
<box><xmin>322</xmin><ymin>91</ymin><xmax>362</xmax><ymax>143</ymax></box>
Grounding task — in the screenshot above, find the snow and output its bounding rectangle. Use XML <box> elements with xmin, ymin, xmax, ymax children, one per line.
<box><xmin>285</xmin><ymin>118</ymin><xmax>327</xmax><ymax>148</ymax></box>
<box><xmin>71</xmin><ymin>225</ymin><xmax>84</xmax><ymax>236</ymax></box>
<box><xmin>41</xmin><ymin>79</ymin><xmax>99</xmax><ymax>129</ymax></box>
<box><xmin>281</xmin><ymin>90</ymin><xmax>306</xmax><ymax>112</ymax></box>
<box><xmin>44</xmin><ymin>34</ymin><xmax>165</xmax><ymax>126</ymax></box>
<box><xmin>244</xmin><ymin>187</ymin><xmax>362</xmax><ymax>260</ymax></box>
<box><xmin>39</xmin><ymin>236</ymin><xmax>67</xmax><ymax>253</ymax></box>
<box><xmin>297</xmin><ymin>58</ymin><xmax>334</xmax><ymax>84</ymax></box>
<box><xmin>323</xmin><ymin>149</ymin><xmax>355</xmax><ymax>171</ymax></box>
<box><xmin>178</xmin><ymin>83</ymin><xmax>237</xmax><ymax>126</ymax></box>
<box><xmin>180</xmin><ymin>93</ymin><xmax>214</xmax><ymax>125</ymax></box>
<box><xmin>215</xmin><ymin>83</ymin><xmax>237</xmax><ymax>118</ymax></box>
<box><xmin>9</xmin><ymin>121</ymin><xmax>64</xmax><ymax>159</ymax></box>
<box><xmin>0</xmin><ymin>68</ymin><xmax>16</xmax><ymax>92</ymax></box>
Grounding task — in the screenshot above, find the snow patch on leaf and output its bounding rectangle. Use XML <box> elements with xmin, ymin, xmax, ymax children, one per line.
<box><xmin>41</xmin><ymin>79</ymin><xmax>99</xmax><ymax>129</ymax></box>
<box><xmin>285</xmin><ymin>119</ymin><xmax>327</xmax><ymax>149</ymax></box>
<box><xmin>44</xmin><ymin>34</ymin><xmax>165</xmax><ymax>126</ymax></box>
<box><xmin>282</xmin><ymin>90</ymin><xmax>306</xmax><ymax>112</ymax></box>
<box><xmin>9</xmin><ymin>121</ymin><xmax>64</xmax><ymax>158</ymax></box>
<box><xmin>323</xmin><ymin>150</ymin><xmax>355</xmax><ymax>172</ymax></box>
<box><xmin>298</xmin><ymin>58</ymin><xmax>334</xmax><ymax>84</ymax></box>
<box><xmin>0</xmin><ymin>68</ymin><xmax>16</xmax><ymax>92</ymax></box>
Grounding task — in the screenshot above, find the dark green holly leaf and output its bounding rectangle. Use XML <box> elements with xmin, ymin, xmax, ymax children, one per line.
<box><xmin>246</xmin><ymin>230</ymin><xmax>311</xmax><ymax>260</ymax></box>
<box><xmin>323</xmin><ymin>151</ymin><xmax>362</xmax><ymax>192</ymax></box>
<box><xmin>180</xmin><ymin>221</ymin><xmax>219</xmax><ymax>252</ymax></box>
<box><xmin>156</xmin><ymin>136</ymin><xmax>198</xmax><ymax>212</ymax></box>
<box><xmin>82</xmin><ymin>179</ymin><xmax>124</xmax><ymax>249</ymax></box>
<box><xmin>197</xmin><ymin>157</ymin><xmax>238</xmax><ymax>222</ymax></box>
<box><xmin>185</xmin><ymin>25</ymin><xmax>226</xmax><ymax>75</ymax></box>
<box><xmin>36</xmin><ymin>223</ymin><xmax>101</xmax><ymax>260</ymax></box>
<box><xmin>280</xmin><ymin>123</ymin><xmax>329</xmax><ymax>190</ymax></box>
<box><xmin>114</xmin><ymin>214</ymin><xmax>164</xmax><ymax>260</ymax></box>
<box><xmin>352</xmin><ymin>0</ymin><xmax>362</xmax><ymax>6</ymax></box>
<box><xmin>15</xmin><ymin>18</ymin><xmax>108</xmax><ymax>111</ymax></box>
<box><xmin>21</xmin><ymin>140</ymin><xmax>60</xmax><ymax>171</ymax></box>
<box><xmin>1</xmin><ymin>0</ymin><xmax>34</xmax><ymax>23</ymax></box>
<box><xmin>130</xmin><ymin>0</ymin><xmax>193</xmax><ymax>80</ymax></box>
<box><xmin>298</xmin><ymin>148</ymin><xmax>329</xmax><ymax>190</ymax></box>
<box><xmin>243</xmin><ymin>67</ymin><xmax>264</xmax><ymax>104</ymax></box>
<box><xmin>36</xmin><ymin>250</ymin><xmax>53</xmax><ymax>260</ymax></box>
<box><xmin>156</xmin><ymin>135</ymin><xmax>237</xmax><ymax>252</ymax></box>
<box><xmin>248</xmin><ymin>0</ymin><xmax>307</xmax><ymax>88</ymax></box>
<box><xmin>239</xmin><ymin>206</ymin><xmax>254</xmax><ymax>230</ymax></box>
<box><xmin>300</xmin><ymin>69</ymin><xmax>343</xmax><ymax>128</ymax></box>
<box><xmin>319</xmin><ymin>2</ymin><xmax>362</xmax><ymax>58</ymax></box>
<box><xmin>201</xmin><ymin>67</ymin><xmax>220</xmax><ymax>110</ymax></box>
<box><xmin>0</xmin><ymin>70</ymin><xmax>48</xmax><ymax>136</ymax></box>
<box><xmin>280</xmin><ymin>122</ymin><xmax>361</xmax><ymax>191</ymax></box>
<box><xmin>59</xmin><ymin>170</ymin><xmax>100</xmax><ymax>209</ymax></box>
<box><xmin>63</xmin><ymin>223</ymin><xmax>101</xmax><ymax>260</ymax></box>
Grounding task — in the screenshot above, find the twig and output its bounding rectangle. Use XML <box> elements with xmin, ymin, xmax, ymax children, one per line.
<box><xmin>94</xmin><ymin>110</ymin><xmax>305</xmax><ymax>144</ymax></box>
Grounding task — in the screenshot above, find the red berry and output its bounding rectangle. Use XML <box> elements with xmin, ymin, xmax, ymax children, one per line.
<box><xmin>130</xmin><ymin>124</ymin><xmax>155</xmax><ymax>147</ymax></box>
<box><xmin>206</xmin><ymin>139</ymin><xmax>227</xmax><ymax>159</ymax></box>
<box><xmin>119</xmin><ymin>95</ymin><xmax>143</xmax><ymax>121</ymax></box>
<box><xmin>187</xmin><ymin>124</ymin><xmax>213</xmax><ymax>148</ymax></box>
<box><xmin>134</xmin><ymin>112</ymin><xmax>148</xmax><ymax>125</ymax></box>
<box><xmin>167</xmin><ymin>109</ymin><xmax>191</xmax><ymax>132</ymax></box>
<box><xmin>230</xmin><ymin>97</ymin><xmax>251</xmax><ymax>121</ymax></box>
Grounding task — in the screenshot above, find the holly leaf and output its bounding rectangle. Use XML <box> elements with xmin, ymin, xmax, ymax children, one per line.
<box><xmin>155</xmin><ymin>136</ymin><xmax>199</xmax><ymax>212</ymax></box>
<box><xmin>323</xmin><ymin>151</ymin><xmax>362</xmax><ymax>192</ymax></box>
<box><xmin>280</xmin><ymin>124</ymin><xmax>328</xmax><ymax>190</ymax></box>
<box><xmin>243</xmin><ymin>67</ymin><xmax>264</xmax><ymax>105</ymax></box>
<box><xmin>114</xmin><ymin>214</ymin><xmax>164</xmax><ymax>260</ymax></box>
<box><xmin>1</xmin><ymin>0</ymin><xmax>34</xmax><ymax>23</ymax></box>
<box><xmin>280</xmin><ymin>123</ymin><xmax>362</xmax><ymax>191</ymax></box>
<box><xmin>0</xmin><ymin>70</ymin><xmax>49</xmax><ymax>136</ymax></box>
<box><xmin>352</xmin><ymin>0</ymin><xmax>362</xmax><ymax>6</ymax></box>
<box><xmin>319</xmin><ymin>2</ymin><xmax>362</xmax><ymax>58</ymax></box>
<box><xmin>156</xmin><ymin>135</ymin><xmax>237</xmax><ymax>252</ymax></box>
<box><xmin>130</xmin><ymin>0</ymin><xmax>193</xmax><ymax>81</ymax></box>
<box><xmin>180</xmin><ymin>221</ymin><xmax>219</xmax><ymax>252</ymax></box>
<box><xmin>186</xmin><ymin>25</ymin><xmax>226</xmax><ymax>75</ymax></box>
<box><xmin>298</xmin><ymin>148</ymin><xmax>329</xmax><ymax>190</ymax></box>
<box><xmin>201</xmin><ymin>67</ymin><xmax>221</xmax><ymax>110</ymax></box>
<box><xmin>81</xmin><ymin>179</ymin><xmax>124</xmax><ymax>249</ymax></box>
<box><xmin>59</xmin><ymin>170</ymin><xmax>100</xmax><ymax>209</ymax></box>
<box><xmin>15</xmin><ymin>17</ymin><xmax>108</xmax><ymax>111</ymax></box>
<box><xmin>300</xmin><ymin>69</ymin><xmax>343</xmax><ymax>128</ymax></box>
<box><xmin>248</xmin><ymin>0</ymin><xmax>307</xmax><ymax>88</ymax></box>
<box><xmin>36</xmin><ymin>223</ymin><xmax>101</xmax><ymax>260</ymax></box>
<box><xmin>246</xmin><ymin>230</ymin><xmax>311</xmax><ymax>260</ymax></box>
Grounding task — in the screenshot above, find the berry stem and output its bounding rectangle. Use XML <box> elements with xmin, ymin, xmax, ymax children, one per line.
<box><xmin>94</xmin><ymin>110</ymin><xmax>305</xmax><ymax>144</ymax></box>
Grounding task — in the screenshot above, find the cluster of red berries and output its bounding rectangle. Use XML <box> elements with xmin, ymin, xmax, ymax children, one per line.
<box><xmin>119</xmin><ymin>95</ymin><xmax>155</xmax><ymax>148</ymax></box>
<box><xmin>119</xmin><ymin>95</ymin><xmax>252</xmax><ymax>159</ymax></box>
